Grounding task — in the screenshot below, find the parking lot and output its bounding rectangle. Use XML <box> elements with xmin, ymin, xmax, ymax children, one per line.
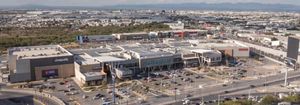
<box><xmin>194</xmin><ymin>57</ymin><xmax>286</xmax><ymax>83</ymax></box>
<box><xmin>25</xmin><ymin>78</ymin><xmax>122</xmax><ymax>105</ymax></box>
<box><xmin>137</xmin><ymin>69</ymin><xmax>222</xmax><ymax>99</ymax></box>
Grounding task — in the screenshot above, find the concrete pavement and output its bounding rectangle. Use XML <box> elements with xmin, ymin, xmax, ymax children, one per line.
<box><xmin>1</xmin><ymin>88</ymin><xmax>65</xmax><ymax>105</ymax></box>
<box><xmin>148</xmin><ymin>70</ymin><xmax>300</xmax><ymax>105</ymax></box>
<box><xmin>0</xmin><ymin>91</ymin><xmax>43</xmax><ymax>105</ymax></box>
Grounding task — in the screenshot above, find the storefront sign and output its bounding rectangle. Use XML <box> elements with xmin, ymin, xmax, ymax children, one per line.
<box><xmin>54</xmin><ymin>58</ymin><xmax>69</xmax><ymax>62</ymax></box>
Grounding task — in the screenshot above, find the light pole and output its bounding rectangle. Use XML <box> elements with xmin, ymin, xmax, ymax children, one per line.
<box><xmin>217</xmin><ymin>94</ymin><xmax>220</xmax><ymax>105</ymax></box>
<box><xmin>159</xmin><ymin>66</ymin><xmax>163</xmax><ymax>90</ymax></box>
<box><xmin>285</xmin><ymin>67</ymin><xmax>288</xmax><ymax>87</ymax></box>
<box><xmin>174</xmin><ymin>88</ymin><xmax>177</xmax><ymax>102</ymax></box>
<box><xmin>198</xmin><ymin>85</ymin><xmax>203</xmax><ymax>104</ymax></box>
<box><xmin>284</xmin><ymin>57</ymin><xmax>297</xmax><ymax>87</ymax></box>
<box><xmin>248</xmin><ymin>87</ymin><xmax>251</xmax><ymax>100</ymax></box>
<box><xmin>264</xmin><ymin>72</ymin><xmax>267</xmax><ymax>92</ymax></box>
<box><xmin>248</xmin><ymin>81</ymin><xmax>252</xmax><ymax>100</ymax></box>
<box><xmin>109</xmin><ymin>62</ymin><xmax>117</xmax><ymax>105</ymax></box>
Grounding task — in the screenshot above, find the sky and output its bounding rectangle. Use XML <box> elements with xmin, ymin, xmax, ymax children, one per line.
<box><xmin>0</xmin><ymin>0</ymin><xmax>300</xmax><ymax>6</ymax></box>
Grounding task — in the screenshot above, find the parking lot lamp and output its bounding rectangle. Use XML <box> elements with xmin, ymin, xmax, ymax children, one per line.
<box><xmin>198</xmin><ymin>85</ymin><xmax>203</xmax><ymax>104</ymax></box>
<box><xmin>217</xmin><ymin>94</ymin><xmax>220</xmax><ymax>105</ymax></box>
<box><xmin>284</xmin><ymin>57</ymin><xmax>297</xmax><ymax>87</ymax></box>
<box><xmin>285</xmin><ymin>67</ymin><xmax>288</xmax><ymax>87</ymax></box>
<box><xmin>109</xmin><ymin>62</ymin><xmax>117</xmax><ymax>105</ymax></box>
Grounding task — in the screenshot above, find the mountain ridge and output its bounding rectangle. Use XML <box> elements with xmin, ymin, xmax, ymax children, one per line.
<box><xmin>1</xmin><ymin>3</ymin><xmax>300</xmax><ymax>12</ymax></box>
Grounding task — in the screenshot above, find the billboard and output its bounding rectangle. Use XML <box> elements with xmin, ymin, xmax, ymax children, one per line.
<box><xmin>287</xmin><ymin>37</ymin><xmax>299</xmax><ymax>62</ymax></box>
<box><xmin>42</xmin><ymin>69</ymin><xmax>58</xmax><ymax>78</ymax></box>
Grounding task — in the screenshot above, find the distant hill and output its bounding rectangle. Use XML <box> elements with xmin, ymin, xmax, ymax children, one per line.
<box><xmin>1</xmin><ymin>3</ymin><xmax>300</xmax><ymax>12</ymax></box>
<box><xmin>104</xmin><ymin>3</ymin><xmax>300</xmax><ymax>12</ymax></box>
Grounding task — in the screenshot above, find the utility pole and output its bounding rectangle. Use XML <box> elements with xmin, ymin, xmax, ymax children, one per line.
<box><xmin>110</xmin><ymin>62</ymin><xmax>116</xmax><ymax>105</ymax></box>
<box><xmin>174</xmin><ymin>88</ymin><xmax>177</xmax><ymax>102</ymax></box>
<box><xmin>285</xmin><ymin>67</ymin><xmax>288</xmax><ymax>87</ymax></box>
<box><xmin>173</xmin><ymin>68</ymin><xmax>177</xmax><ymax>102</ymax></box>
<box><xmin>248</xmin><ymin>87</ymin><xmax>251</xmax><ymax>100</ymax></box>
<box><xmin>264</xmin><ymin>72</ymin><xmax>267</xmax><ymax>92</ymax></box>
<box><xmin>198</xmin><ymin>85</ymin><xmax>203</xmax><ymax>104</ymax></box>
<box><xmin>147</xmin><ymin>66</ymin><xmax>150</xmax><ymax>83</ymax></box>
<box><xmin>284</xmin><ymin>57</ymin><xmax>297</xmax><ymax>87</ymax></box>
<box><xmin>159</xmin><ymin>66</ymin><xmax>163</xmax><ymax>90</ymax></box>
<box><xmin>217</xmin><ymin>94</ymin><xmax>220</xmax><ymax>105</ymax></box>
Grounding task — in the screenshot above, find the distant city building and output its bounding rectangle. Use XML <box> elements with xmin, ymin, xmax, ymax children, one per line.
<box><xmin>76</xmin><ymin>35</ymin><xmax>116</xmax><ymax>44</ymax></box>
<box><xmin>113</xmin><ymin>32</ymin><xmax>149</xmax><ymax>40</ymax></box>
<box><xmin>164</xmin><ymin>21</ymin><xmax>185</xmax><ymax>30</ymax></box>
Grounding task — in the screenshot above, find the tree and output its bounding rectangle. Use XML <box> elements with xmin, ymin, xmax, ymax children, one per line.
<box><xmin>260</xmin><ymin>95</ymin><xmax>279</xmax><ymax>105</ymax></box>
<box><xmin>0</xmin><ymin>23</ymin><xmax>170</xmax><ymax>52</ymax></box>
<box><xmin>43</xmin><ymin>78</ymin><xmax>48</xmax><ymax>82</ymax></box>
<box><xmin>221</xmin><ymin>100</ymin><xmax>253</xmax><ymax>105</ymax></box>
<box><xmin>282</xmin><ymin>95</ymin><xmax>300</xmax><ymax>103</ymax></box>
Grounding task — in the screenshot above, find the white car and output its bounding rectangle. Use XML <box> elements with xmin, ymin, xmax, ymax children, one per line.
<box><xmin>102</xmin><ymin>102</ymin><xmax>111</xmax><ymax>105</ymax></box>
<box><xmin>82</xmin><ymin>95</ymin><xmax>88</xmax><ymax>99</ymax></box>
<box><xmin>71</xmin><ymin>91</ymin><xmax>79</xmax><ymax>95</ymax></box>
<box><xmin>93</xmin><ymin>96</ymin><xmax>100</xmax><ymax>100</ymax></box>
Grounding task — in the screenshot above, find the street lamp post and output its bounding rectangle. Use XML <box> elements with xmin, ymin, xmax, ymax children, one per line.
<box><xmin>285</xmin><ymin>67</ymin><xmax>288</xmax><ymax>87</ymax></box>
<box><xmin>198</xmin><ymin>85</ymin><xmax>203</xmax><ymax>104</ymax></box>
<box><xmin>248</xmin><ymin>87</ymin><xmax>251</xmax><ymax>100</ymax></box>
<box><xmin>264</xmin><ymin>72</ymin><xmax>267</xmax><ymax>92</ymax></box>
<box><xmin>174</xmin><ymin>88</ymin><xmax>177</xmax><ymax>102</ymax></box>
<box><xmin>284</xmin><ymin>57</ymin><xmax>297</xmax><ymax>87</ymax></box>
<box><xmin>217</xmin><ymin>94</ymin><xmax>220</xmax><ymax>105</ymax></box>
<box><xmin>248</xmin><ymin>81</ymin><xmax>251</xmax><ymax>100</ymax></box>
<box><xmin>109</xmin><ymin>62</ymin><xmax>118</xmax><ymax>105</ymax></box>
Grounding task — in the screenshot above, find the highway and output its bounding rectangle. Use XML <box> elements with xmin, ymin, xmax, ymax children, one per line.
<box><xmin>144</xmin><ymin>70</ymin><xmax>300</xmax><ymax>105</ymax></box>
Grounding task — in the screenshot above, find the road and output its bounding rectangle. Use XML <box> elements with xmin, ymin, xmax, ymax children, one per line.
<box><xmin>143</xmin><ymin>70</ymin><xmax>300</xmax><ymax>105</ymax></box>
<box><xmin>172</xmin><ymin>91</ymin><xmax>292</xmax><ymax>105</ymax></box>
<box><xmin>0</xmin><ymin>89</ymin><xmax>63</xmax><ymax>105</ymax></box>
<box><xmin>0</xmin><ymin>91</ymin><xmax>42</xmax><ymax>105</ymax></box>
<box><xmin>232</xmin><ymin>38</ymin><xmax>300</xmax><ymax>63</ymax></box>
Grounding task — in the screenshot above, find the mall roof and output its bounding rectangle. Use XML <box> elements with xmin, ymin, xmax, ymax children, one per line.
<box><xmin>191</xmin><ymin>49</ymin><xmax>221</xmax><ymax>54</ymax></box>
<box><xmin>9</xmin><ymin>45</ymin><xmax>72</xmax><ymax>59</ymax></box>
<box><xmin>75</xmin><ymin>53</ymin><xmax>100</xmax><ymax>65</ymax></box>
<box><xmin>70</xmin><ymin>47</ymin><xmax>122</xmax><ymax>57</ymax></box>
<box><xmin>130</xmin><ymin>49</ymin><xmax>174</xmax><ymax>59</ymax></box>
<box><xmin>83</xmin><ymin>71</ymin><xmax>106</xmax><ymax>81</ymax></box>
<box><xmin>94</xmin><ymin>56</ymin><xmax>127</xmax><ymax>63</ymax></box>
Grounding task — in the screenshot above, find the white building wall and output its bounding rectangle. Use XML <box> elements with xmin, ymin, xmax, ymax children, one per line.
<box><xmin>271</xmin><ymin>41</ymin><xmax>281</xmax><ymax>47</ymax></box>
<box><xmin>74</xmin><ymin>63</ymin><xmax>86</xmax><ymax>82</ymax></box>
<box><xmin>233</xmin><ymin>47</ymin><xmax>250</xmax><ymax>57</ymax></box>
<box><xmin>15</xmin><ymin>59</ymin><xmax>31</xmax><ymax>74</ymax></box>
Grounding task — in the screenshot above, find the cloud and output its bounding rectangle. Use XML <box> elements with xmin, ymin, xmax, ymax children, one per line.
<box><xmin>0</xmin><ymin>0</ymin><xmax>299</xmax><ymax>6</ymax></box>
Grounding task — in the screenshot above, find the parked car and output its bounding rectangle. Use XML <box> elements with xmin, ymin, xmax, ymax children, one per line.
<box><xmin>82</xmin><ymin>95</ymin><xmax>88</xmax><ymax>99</ymax></box>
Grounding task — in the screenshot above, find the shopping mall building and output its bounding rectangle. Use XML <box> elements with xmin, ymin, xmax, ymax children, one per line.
<box><xmin>8</xmin><ymin>45</ymin><xmax>75</xmax><ymax>83</ymax></box>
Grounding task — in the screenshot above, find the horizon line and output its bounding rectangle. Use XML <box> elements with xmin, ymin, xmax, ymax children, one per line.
<box><xmin>0</xmin><ymin>2</ymin><xmax>299</xmax><ymax>7</ymax></box>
